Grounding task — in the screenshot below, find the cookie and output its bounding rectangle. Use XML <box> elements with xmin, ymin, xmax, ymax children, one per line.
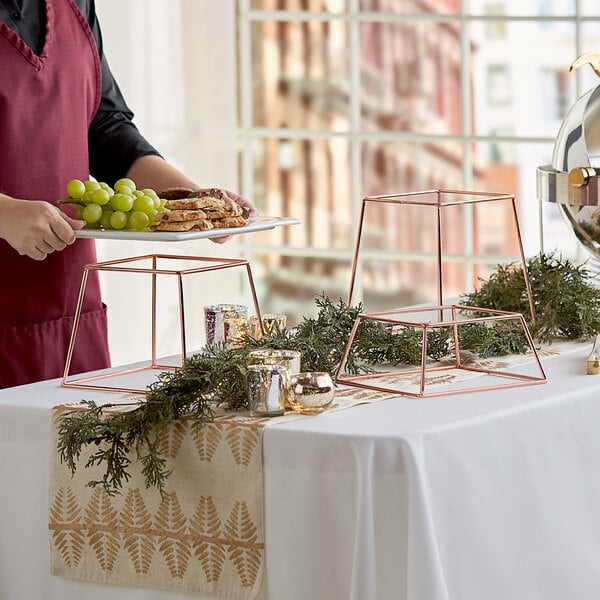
<box><xmin>154</xmin><ymin>209</ymin><xmax>208</xmax><ymax>222</ymax></box>
<box><xmin>210</xmin><ymin>216</ymin><xmax>249</xmax><ymax>229</ymax></box>
<box><xmin>158</xmin><ymin>187</ymin><xmax>196</xmax><ymax>200</ymax></box>
<box><xmin>151</xmin><ymin>218</ymin><xmax>213</xmax><ymax>231</ymax></box>
<box><xmin>165</xmin><ymin>196</ymin><xmax>226</xmax><ymax>210</ymax></box>
<box><xmin>193</xmin><ymin>188</ymin><xmax>227</xmax><ymax>200</ymax></box>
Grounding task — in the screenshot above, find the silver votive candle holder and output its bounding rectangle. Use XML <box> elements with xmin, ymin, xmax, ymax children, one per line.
<box><xmin>247</xmin><ymin>363</ymin><xmax>289</xmax><ymax>417</ymax></box>
<box><xmin>288</xmin><ymin>372</ymin><xmax>335</xmax><ymax>415</ymax></box>
<box><xmin>262</xmin><ymin>313</ymin><xmax>287</xmax><ymax>334</ymax></box>
<box><xmin>248</xmin><ymin>349</ymin><xmax>301</xmax><ymax>408</ymax></box>
<box><xmin>204</xmin><ymin>304</ymin><xmax>248</xmax><ymax>345</ymax></box>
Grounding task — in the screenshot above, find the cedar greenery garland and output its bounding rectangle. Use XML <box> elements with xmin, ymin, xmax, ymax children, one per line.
<box><xmin>58</xmin><ymin>252</ymin><xmax>600</xmax><ymax>495</ymax></box>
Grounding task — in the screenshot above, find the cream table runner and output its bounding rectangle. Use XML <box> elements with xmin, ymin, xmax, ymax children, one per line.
<box><xmin>49</xmin><ymin>406</ymin><xmax>274</xmax><ymax>599</ymax></box>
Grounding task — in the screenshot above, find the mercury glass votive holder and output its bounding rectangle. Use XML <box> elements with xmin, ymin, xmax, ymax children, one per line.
<box><xmin>204</xmin><ymin>304</ymin><xmax>248</xmax><ymax>345</ymax></box>
<box><xmin>248</xmin><ymin>349</ymin><xmax>302</xmax><ymax>408</ymax></box>
<box><xmin>262</xmin><ymin>313</ymin><xmax>287</xmax><ymax>334</ymax></box>
<box><xmin>289</xmin><ymin>372</ymin><xmax>335</xmax><ymax>415</ymax></box>
<box><xmin>247</xmin><ymin>363</ymin><xmax>289</xmax><ymax>417</ymax></box>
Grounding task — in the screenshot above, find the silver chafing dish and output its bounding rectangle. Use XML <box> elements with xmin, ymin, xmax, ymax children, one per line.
<box><xmin>537</xmin><ymin>52</ymin><xmax>600</xmax><ymax>262</ymax></box>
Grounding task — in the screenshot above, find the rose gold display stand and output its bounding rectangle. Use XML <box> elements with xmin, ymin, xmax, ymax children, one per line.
<box><xmin>61</xmin><ymin>254</ymin><xmax>263</xmax><ymax>394</ymax></box>
<box><xmin>335</xmin><ymin>305</ymin><xmax>546</xmax><ymax>398</ymax></box>
<box><xmin>338</xmin><ymin>190</ymin><xmax>546</xmax><ymax>396</ymax></box>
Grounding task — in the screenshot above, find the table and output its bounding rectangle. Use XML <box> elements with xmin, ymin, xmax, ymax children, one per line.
<box><xmin>2</xmin><ymin>347</ymin><xmax>600</xmax><ymax>600</ymax></box>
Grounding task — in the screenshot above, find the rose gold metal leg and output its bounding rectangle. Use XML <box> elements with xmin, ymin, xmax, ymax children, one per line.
<box><xmin>62</xmin><ymin>268</ymin><xmax>90</xmax><ymax>384</ymax></box>
<box><xmin>348</xmin><ymin>199</ymin><xmax>367</xmax><ymax>307</ymax></box>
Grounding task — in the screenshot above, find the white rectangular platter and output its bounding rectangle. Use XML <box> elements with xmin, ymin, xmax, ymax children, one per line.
<box><xmin>75</xmin><ymin>215</ymin><xmax>301</xmax><ymax>242</ymax></box>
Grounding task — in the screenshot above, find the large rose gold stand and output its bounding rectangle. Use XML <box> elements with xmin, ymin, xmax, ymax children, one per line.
<box><xmin>61</xmin><ymin>254</ymin><xmax>263</xmax><ymax>394</ymax></box>
<box><xmin>347</xmin><ymin>189</ymin><xmax>536</xmax><ymax>323</ymax></box>
<box><xmin>335</xmin><ymin>305</ymin><xmax>546</xmax><ymax>398</ymax></box>
<box><xmin>339</xmin><ymin>189</ymin><xmax>546</xmax><ymax>396</ymax></box>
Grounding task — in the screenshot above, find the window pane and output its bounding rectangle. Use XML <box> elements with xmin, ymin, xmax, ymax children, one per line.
<box><xmin>251</xmin><ymin>20</ymin><xmax>350</xmax><ymax>130</ymax></box>
<box><xmin>471</xmin><ymin>20</ymin><xmax>577</xmax><ymax>138</ymax></box>
<box><xmin>581</xmin><ymin>0</ymin><xmax>600</xmax><ymax>16</ymax></box>
<box><xmin>581</xmin><ymin>22</ymin><xmax>600</xmax><ymax>55</ymax></box>
<box><xmin>361</xmin><ymin>140</ymin><xmax>466</xmax><ymax>196</ymax></box>
<box><xmin>250</xmin><ymin>0</ymin><xmax>348</xmax><ymax>11</ymax></box>
<box><xmin>250</xmin><ymin>138</ymin><xmax>353</xmax><ymax>250</ymax></box>
<box><xmin>469</xmin><ymin>0</ymin><xmax>575</xmax><ymax>16</ymax></box>
<box><xmin>252</xmin><ymin>253</ymin><xmax>352</xmax><ymax>327</ymax></box>
<box><xmin>472</xmin><ymin>140</ymin><xmax>581</xmax><ymax>258</ymax></box>
<box><xmin>360</xmin><ymin>20</ymin><xmax>463</xmax><ymax>135</ymax></box>
<box><xmin>359</xmin><ymin>0</ymin><xmax>460</xmax><ymax>15</ymax></box>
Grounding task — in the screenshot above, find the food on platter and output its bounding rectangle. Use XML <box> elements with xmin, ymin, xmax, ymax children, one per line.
<box><xmin>151</xmin><ymin>187</ymin><xmax>248</xmax><ymax>232</ymax></box>
<box><xmin>60</xmin><ymin>180</ymin><xmax>248</xmax><ymax>233</ymax></box>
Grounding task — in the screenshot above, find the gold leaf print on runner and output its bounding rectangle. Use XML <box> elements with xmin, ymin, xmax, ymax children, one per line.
<box><xmin>120</xmin><ymin>488</ymin><xmax>155</xmax><ymax>574</ymax></box>
<box><xmin>85</xmin><ymin>487</ymin><xmax>120</xmax><ymax>571</ymax></box>
<box><xmin>154</xmin><ymin>492</ymin><xmax>191</xmax><ymax>579</ymax></box>
<box><xmin>192</xmin><ymin>421</ymin><xmax>223</xmax><ymax>462</ymax></box>
<box><xmin>224</xmin><ymin>423</ymin><xmax>261</xmax><ymax>467</ymax></box>
<box><xmin>159</xmin><ymin>419</ymin><xmax>187</xmax><ymax>459</ymax></box>
<box><xmin>224</xmin><ymin>501</ymin><xmax>262</xmax><ymax>588</ymax></box>
<box><xmin>189</xmin><ymin>495</ymin><xmax>226</xmax><ymax>583</ymax></box>
<box><xmin>48</xmin><ymin>486</ymin><xmax>85</xmax><ymax>568</ymax></box>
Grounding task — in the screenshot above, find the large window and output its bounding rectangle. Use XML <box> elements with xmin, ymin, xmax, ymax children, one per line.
<box><xmin>236</xmin><ymin>0</ymin><xmax>600</xmax><ymax>323</ymax></box>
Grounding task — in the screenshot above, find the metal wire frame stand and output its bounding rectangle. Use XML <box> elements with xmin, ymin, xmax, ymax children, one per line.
<box><xmin>335</xmin><ymin>305</ymin><xmax>547</xmax><ymax>398</ymax></box>
<box><xmin>339</xmin><ymin>189</ymin><xmax>546</xmax><ymax>396</ymax></box>
<box><xmin>61</xmin><ymin>254</ymin><xmax>263</xmax><ymax>394</ymax></box>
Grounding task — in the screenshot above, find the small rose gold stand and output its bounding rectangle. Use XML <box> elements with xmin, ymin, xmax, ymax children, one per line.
<box><xmin>61</xmin><ymin>254</ymin><xmax>263</xmax><ymax>394</ymax></box>
<box><xmin>335</xmin><ymin>305</ymin><xmax>546</xmax><ymax>398</ymax></box>
<box><xmin>338</xmin><ymin>189</ymin><xmax>546</xmax><ymax>396</ymax></box>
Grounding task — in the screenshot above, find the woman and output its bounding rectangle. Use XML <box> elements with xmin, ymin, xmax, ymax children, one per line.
<box><xmin>0</xmin><ymin>0</ymin><xmax>254</xmax><ymax>388</ymax></box>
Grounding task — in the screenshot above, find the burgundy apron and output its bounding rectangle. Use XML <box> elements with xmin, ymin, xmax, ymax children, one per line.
<box><xmin>0</xmin><ymin>0</ymin><xmax>110</xmax><ymax>388</ymax></box>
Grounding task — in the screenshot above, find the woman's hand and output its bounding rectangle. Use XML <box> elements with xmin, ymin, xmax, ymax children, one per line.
<box><xmin>0</xmin><ymin>196</ymin><xmax>85</xmax><ymax>260</ymax></box>
<box><xmin>210</xmin><ymin>189</ymin><xmax>258</xmax><ymax>245</ymax></box>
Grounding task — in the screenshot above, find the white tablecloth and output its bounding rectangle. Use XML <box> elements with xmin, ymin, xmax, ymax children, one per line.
<box><xmin>1</xmin><ymin>348</ymin><xmax>600</xmax><ymax>599</ymax></box>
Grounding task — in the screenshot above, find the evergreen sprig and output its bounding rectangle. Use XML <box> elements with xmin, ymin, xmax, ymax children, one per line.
<box><xmin>461</xmin><ymin>252</ymin><xmax>600</xmax><ymax>342</ymax></box>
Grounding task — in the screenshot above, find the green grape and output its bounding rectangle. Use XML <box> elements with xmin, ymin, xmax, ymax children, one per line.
<box><xmin>110</xmin><ymin>210</ymin><xmax>127</xmax><ymax>230</ymax></box>
<box><xmin>84</xmin><ymin>180</ymin><xmax>100</xmax><ymax>192</ymax></box>
<box><xmin>147</xmin><ymin>208</ymin><xmax>158</xmax><ymax>223</ymax></box>
<box><xmin>100</xmin><ymin>209</ymin><xmax>114</xmax><ymax>229</ymax></box>
<box><xmin>128</xmin><ymin>211</ymin><xmax>149</xmax><ymax>231</ymax></box>
<box><xmin>74</xmin><ymin>205</ymin><xmax>85</xmax><ymax>220</ymax></box>
<box><xmin>142</xmin><ymin>188</ymin><xmax>159</xmax><ymax>199</ymax></box>
<box><xmin>66</xmin><ymin>179</ymin><xmax>86</xmax><ymax>199</ymax></box>
<box><xmin>82</xmin><ymin>190</ymin><xmax>96</xmax><ymax>205</ymax></box>
<box><xmin>115</xmin><ymin>177</ymin><xmax>136</xmax><ymax>191</ymax></box>
<box><xmin>110</xmin><ymin>193</ymin><xmax>134</xmax><ymax>212</ymax></box>
<box><xmin>152</xmin><ymin>196</ymin><xmax>161</xmax><ymax>209</ymax></box>
<box><xmin>158</xmin><ymin>199</ymin><xmax>167</xmax><ymax>211</ymax></box>
<box><xmin>98</xmin><ymin>182</ymin><xmax>115</xmax><ymax>197</ymax></box>
<box><xmin>82</xmin><ymin>203</ymin><xmax>102</xmax><ymax>224</ymax></box>
<box><xmin>132</xmin><ymin>190</ymin><xmax>144</xmax><ymax>197</ymax></box>
<box><xmin>92</xmin><ymin>188</ymin><xmax>110</xmax><ymax>206</ymax></box>
<box><xmin>133</xmin><ymin>195</ymin><xmax>155</xmax><ymax>214</ymax></box>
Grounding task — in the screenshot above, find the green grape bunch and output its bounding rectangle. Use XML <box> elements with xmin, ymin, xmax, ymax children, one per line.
<box><xmin>59</xmin><ymin>178</ymin><xmax>167</xmax><ymax>231</ymax></box>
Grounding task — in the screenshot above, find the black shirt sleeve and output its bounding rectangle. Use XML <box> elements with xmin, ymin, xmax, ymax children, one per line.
<box><xmin>83</xmin><ymin>0</ymin><xmax>161</xmax><ymax>185</ymax></box>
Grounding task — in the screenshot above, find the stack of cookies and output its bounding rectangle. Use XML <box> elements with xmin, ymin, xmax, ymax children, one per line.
<box><xmin>152</xmin><ymin>187</ymin><xmax>249</xmax><ymax>232</ymax></box>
